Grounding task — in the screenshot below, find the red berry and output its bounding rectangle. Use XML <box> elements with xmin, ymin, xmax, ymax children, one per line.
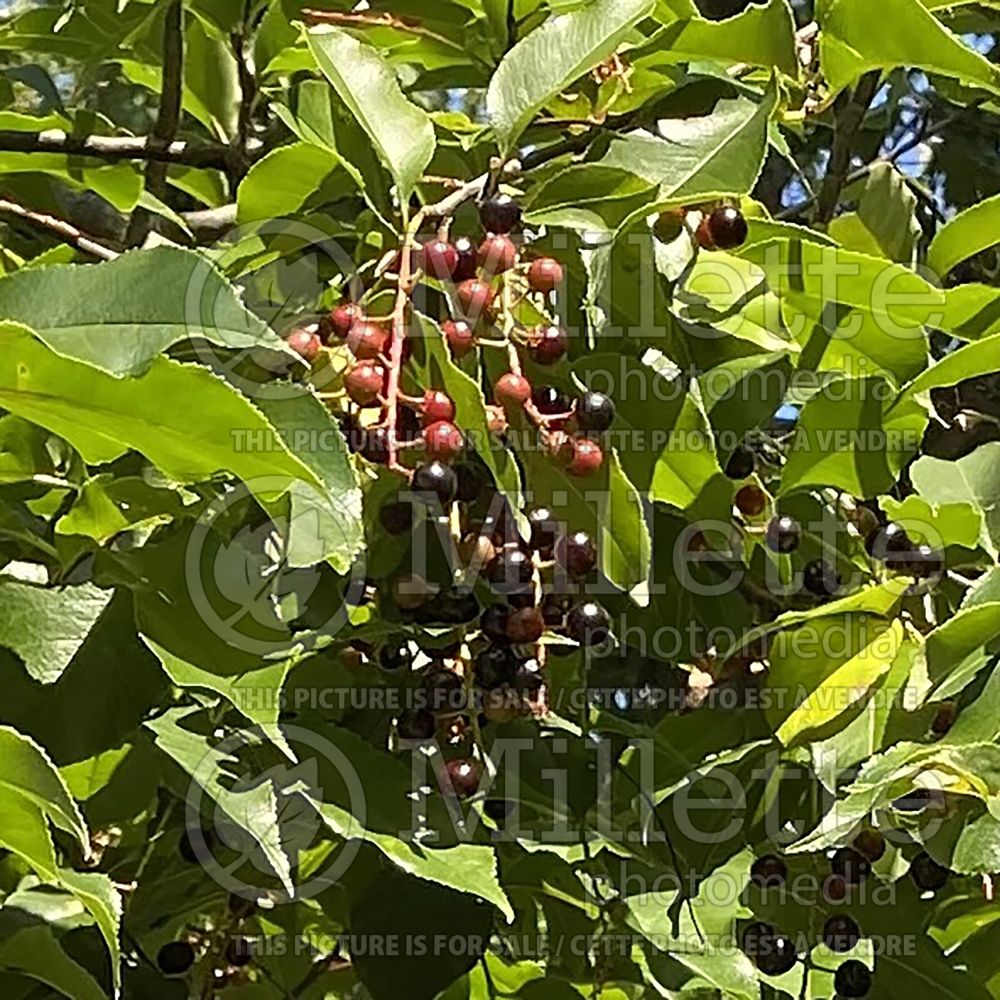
<box><xmin>420</xmin><ymin>239</ymin><xmax>458</xmax><ymax>279</ymax></box>
<box><xmin>422</xmin><ymin>390</ymin><xmax>456</xmax><ymax>426</ymax></box>
<box><xmin>530</xmin><ymin>325</ymin><xmax>568</xmax><ymax>365</ymax></box>
<box><xmin>495</xmin><ymin>373</ymin><xmax>532</xmax><ymax>409</ymax></box>
<box><xmin>327</xmin><ymin>302</ymin><xmax>363</xmax><ymax>340</ymax></box>
<box><xmin>442</xmin><ymin>319</ymin><xmax>476</xmax><ymax>358</ymax></box>
<box><xmin>695</xmin><ymin>216</ymin><xmax>716</xmax><ymax>250</ymax></box>
<box><xmin>286</xmin><ymin>328</ymin><xmax>322</xmax><ymax>364</ymax></box>
<box><xmin>561</xmin><ymin>437</ymin><xmax>603</xmax><ymax>477</ymax></box>
<box><xmin>457</xmin><ymin>279</ymin><xmax>494</xmax><ymax>321</ymax></box>
<box><xmin>344</xmin><ymin>361</ymin><xmax>386</xmax><ymax>406</ymax></box>
<box><xmin>478</xmin><ymin>234</ymin><xmax>518</xmax><ymax>275</ymax></box>
<box><xmin>506</xmin><ymin>606</ymin><xmax>544</xmax><ymax>643</ymax></box>
<box><xmin>347</xmin><ymin>321</ymin><xmax>388</xmax><ymax>360</ymax></box>
<box><xmin>440</xmin><ymin>758</ymin><xmax>481</xmax><ymax>799</ymax></box>
<box><xmin>423</xmin><ymin>421</ymin><xmax>464</xmax><ymax>460</ymax></box>
<box><xmin>528</xmin><ymin>257</ymin><xmax>563</xmax><ymax>292</ymax></box>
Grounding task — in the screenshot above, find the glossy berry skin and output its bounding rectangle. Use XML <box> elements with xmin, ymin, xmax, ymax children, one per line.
<box><xmin>765</xmin><ymin>515</ymin><xmax>801</xmax><ymax>554</ymax></box>
<box><xmin>457</xmin><ymin>278</ymin><xmax>494</xmax><ymax>319</ymax></box>
<box><xmin>495</xmin><ymin>372</ymin><xmax>532</xmax><ymax>409</ymax></box>
<box><xmin>486</xmin><ymin>549</ymin><xmax>535</xmax><ymax>594</ymax></box>
<box><xmin>442</xmin><ymin>319</ymin><xmax>476</xmax><ymax>358</ymax></box>
<box><xmin>344</xmin><ymin>361</ymin><xmax>386</xmax><ymax>406</ymax></box>
<box><xmin>556</xmin><ymin>531</ymin><xmax>597</xmax><ymax>578</ymax></box>
<box><xmin>346</xmin><ymin>321</ymin><xmax>388</xmax><ymax>360</ymax></box>
<box><xmin>831</xmin><ymin>846</ymin><xmax>870</xmax><ymax>885</ymax></box>
<box><xmin>327</xmin><ymin>302</ymin><xmax>363</xmax><ymax>340</ymax></box>
<box><xmin>441</xmin><ymin>757</ymin><xmax>481</xmax><ymax>799</ymax></box>
<box><xmin>480</xmin><ymin>605</ymin><xmax>512</xmax><ymax>646</ymax></box>
<box><xmin>423</xmin><ymin>420</ymin><xmax>465</xmax><ymax>461</ymax></box>
<box><xmin>741</xmin><ymin>922</ymin><xmax>797</xmax><ymax>975</ymax></box>
<box><xmin>567</xmin><ymin>602</ymin><xmax>610</xmax><ymax>646</ymax></box>
<box><xmin>749</xmin><ymin>854</ymin><xmax>787</xmax><ymax>889</ymax></box>
<box><xmin>835</xmin><ymin>960</ymin><xmax>872</xmax><ymax>998</ymax></box>
<box><xmin>397</xmin><ymin>708</ymin><xmax>435</xmax><ymax>740</ymax></box>
<box><xmin>531</xmin><ymin>325</ymin><xmax>569</xmax><ymax>365</ymax></box>
<box><xmin>541</xmin><ymin>593</ymin><xmax>571</xmax><ymax>627</ymax></box>
<box><xmin>157</xmin><ymin>941</ymin><xmax>195</xmax><ymax>976</ymax></box>
<box><xmin>533</xmin><ymin>385</ymin><xmax>571</xmax><ymax>415</ymax></box>
<box><xmin>479</xmin><ymin>194</ymin><xmax>521</xmax><ymax>234</ymax></box>
<box><xmin>475</xmin><ymin>646</ymin><xmax>517</xmax><ymax>689</ymax></box>
<box><xmin>706</xmin><ymin>206</ymin><xmax>748</xmax><ymax>250</ymax></box>
<box><xmin>866</xmin><ymin>521</ymin><xmax>910</xmax><ymax>557</ymax></box>
<box><xmin>506</xmin><ymin>606</ymin><xmax>545</xmax><ymax>643</ymax></box>
<box><xmin>478</xmin><ymin>234</ymin><xmax>518</xmax><ymax>275</ymax></box>
<box><xmin>910</xmin><ymin>851</ymin><xmax>950</xmax><ymax>891</ymax></box>
<box><xmin>528</xmin><ymin>256</ymin><xmax>564</xmax><ymax>293</ymax></box>
<box><xmin>725</xmin><ymin>444</ymin><xmax>756</xmax><ymax>479</ymax></box>
<box><xmin>226</xmin><ymin>936</ymin><xmax>254</xmax><ymax>967</ymax></box>
<box><xmin>411</xmin><ymin>462</ymin><xmax>458</xmax><ymax>505</ymax></box>
<box><xmin>422</xmin><ymin>389</ymin><xmax>456</xmax><ymax>425</ymax></box>
<box><xmin>452</xmin><ymin>236</ymin><xmax>478</xmax><ymax>281</ymax></box>
<box><xmin>735</xmin><ymin>484</ymin><xmax>767</xmax><ymax>517</ymax></box>
<box><xmin>420</xmin><ymin>239</ymin><xmax>458</xmax><ymax>279</ymax></box>
<box><xmin>513</xmin><ymin>657</ymin><xmax>544</xmax><ymax>696</ymax></box>
<box><xmin>527</xmin><ymin>507</ymin><xmax>560</xmax><ymax>554</ymax></box>
<box><xmin>563</xmin><ymin>437</ymin><xmax>604</xmax><ymax>477</ymax></box>
<box><xmin>823</xmin><ymin>914</ymin><xmax>861</xmax><ymax>953</ymax></box>
<box><xmin>576</xmin><ymin>391</ymin><xmax>615</xmax><ymax>432</ymax></box>
<box><xmin>286</xmin><ymin>328</ymin><xmax>322</xmax><ymax>364</ymax></box>
<box><xmin>379</xmin><ymin>643</ymin><xmax>413</xmax><ymax>672</ymax></box>
<box><xmin>903</xmin><ymin>543</ymin><xmax>944</xmax><ymax>579</ymax></box>
<box><xmin>804</xmin><ymin>559</ymin><xmax>841</xmax><ymax>597</ymax></box>
<box><xmin>358</xmin><ymin>427</ymin><xmax>390</xmax><ymax>464</ymax></box>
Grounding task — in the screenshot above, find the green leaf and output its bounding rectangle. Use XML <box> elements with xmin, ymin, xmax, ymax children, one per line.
<box><xmin>819</xmin><ymin>0</ymin><xmax>1000</xmax><ymax>97</ymax></box>
<box><xmin>881</xmin><ymin>495</ymin><xmax>985</xmax><ymax>552</ymax></box>
<box><xmin>927</xmin><ymin>192</ymin><xmax>1000</xmax><ymax>280</ymax></box>
<box><xmin>0</xmin><ymin>581</ymin><xmax>112</xmax><ymax>684</ymax></box>
<box><xmin>307</xmin><ymin>25</ymin><xmax>436</xmax><ymax>201</ymax></box>
<box><xmin>236</xmin><ymin>142</ymin><xmax>346</xmax><ymax>224</ymax></box>
<box><xmin>56</xmin><ymin>869</ymin><xmax>122</xmax><ymax>996</ymax></box>
<box><xmin>0</xmin><ymin>246</ymin><xmax>293</xmax><ymax>376</ymax></box>
<box><xmin>254</xmin><ymin>383</ymin><xmax>365</xmax><ymax>573</ymax></box>
<box><xmin>0</xmin><ymin>322</ymin><xmax>321</xmax><ymax>506</ymax></box>
<box><xmin>832</xmin><ymin>162</ymin><xmax>921</xmax><ymax>264</ymax></box>
<box><xmin>0</xmin><ymin>725</ymin><xmax>89</xmax><ymax>866</ymax></box>
<box><xmin>486</xmin><ymin>0</ymin><xmax>655</xmax><ymax>153</ymax></box>
<box><xmin>0</xmin><ymin>925</ymin><xmax>106</xmax><ymax>1000</ymax></box>
<box><xmin>654</xmin><ymin>0</ymin><xmax>796</xmax><ymax>74</ymax></box>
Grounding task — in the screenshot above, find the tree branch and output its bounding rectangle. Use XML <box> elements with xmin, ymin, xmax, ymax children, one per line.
<box><xmin>0</xmin><ymin>198</ymin><xmax>118</xmax><ymax>260</ymax></box>
<box><xmin>127</xmin><ymin>0</ymin><xmax>185</xmax><ymax>245</ymax></box>
<box><xmin>815</xmin><ymin>70</ymin><xmax>881</xmax><ymax>224</ymax></box>
<box><xmin>0</xmin><ymin>130</ymin><xmax>230</xmax><ymax>168</ymax></box>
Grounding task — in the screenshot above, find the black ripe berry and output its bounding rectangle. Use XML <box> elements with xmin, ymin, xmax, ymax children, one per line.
<box><xmin>741</xmin><ymin>922</ymin><xmax>797</xmax><ymax>975</ymax></box>
<box><xmin>725</xmin><ymin>444</ymin><xmax>756</xmax><ymax>479</ymax></box>
<box><xmin>454</xmin><ymin>462</ymin><xmax>490</xmax><ymax>503</ymax></box>
<box><xmin>378</xmin><ymin>643</ymin><xmax>413</xmax><ymax>672</ymax></box>
<box><xmin>556</xmin><ymin>531</ymin><xmax>597</xmax><ymax>578</ymax></box>
<box><xmin>834</xmin><ymin>959</ymin><xmax>873</xmax><ymax>998</ymax></box>
<box><xmin>506</xmin><ymin>606</ymin><xmax>545</xmax><ymax>643</ymax></box>
<box><xmin>480</xmin><ymin>603</ymin><xmax>511</xmax><ymax>644</ymax></box>
<box><xmin>576</xmin><ymin>391</ymin><xmax>616</xmax><ymax>432</ymax></box>
<box><xmin>452</xmin><ymin>236</ymin><xmax>478</xmax><ymax>281</ymax></box>
<box><xmin>474</xmin><ymin>646</ymin><xmax>516</xmax><ymax>689</ymax></box>
<box><xmin>910</xmin><ymin>851</ymin><xmax>950</xmax><ymax>891</ymax></box>
<box><xmin>804</xmin><ymin>559</ymin><xmax>840</xmax><ymax>597</ymax></box>
<box><xmin>397</xmin><ymin>708</ymin><xmax>436</xmax><ymax>740</ymax></box>
<box><xmin>513</xmin><ymin>657</ymin><xmax>544</xmax><ymax>696</ymax></box>
<box><xmin>749</xmin><ymin>854</ymin><xmax>788</xmax><ymax>889</ymax></box>
<box><xmin>527</xmin><ymin>507</ymin><xmax>560</xmax><ymax>555</ymax></box>
<box><xmin>486</xmin><ymin>548</ymin><xmax>535</xmax><ymax>595</ymax></box>
<box><xmin>822</xmin><ymin>914</ymin><xmax>861</xmax><ymax>952</ymax></box>
<box><xmin>226</xmin><ymin>936</ymin><xmax>254</xmax><ymax>967</ymax></box>
<box><xmin>567</xmin><ymin>602</ymin><xmax>610</xmax><ymax>647</ymax></box>
<box><xmin>532</xmin><ymin>385</ymin><xmax>571</xmax><ymax>415</ymax></box>
<box><xmin>479</xmin><ymin>194</ymin><xmax>521</xmax><ymax>234</ymax></box>
<box><xmin>412</xmin><ymin>462</ymin><xmax>458</xmax><ymax>505</ymax></box>
<box><xmin>831</xmin><ymin>846</ymin><xmax>870</xmax><ymax>885</ymax></box>
<box><xmin>421</xmin><ymin>667</ymin><xmax>466</xmax><ymax>714</ymax></box>
<box><xmin>766</xmin><ymin>515</ymin><xmax>801</xmax><ymax>554</ymax></box>
<box><xmin>157</xmin><ymin>940</ymin><xmax>195</xmax><ymax>976</ymax></box>
<box><xmin>706</xmin><ymin>206</ymin><xmax>748</xmax><ymax>250</ymax></box>
<box><xmin>541</xmin><ymin>593</ymin><xmax>571</xmax><ymax>627</ymax></box>
<box><xmin>853</xmin><ymin>827</ymin><xmax>886</xmax><ymax>863</ymax></box>
<box><xmin>866</xmin><ymin>521</ymin><xmax>910</xmax><ymax>558</ymax></box>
